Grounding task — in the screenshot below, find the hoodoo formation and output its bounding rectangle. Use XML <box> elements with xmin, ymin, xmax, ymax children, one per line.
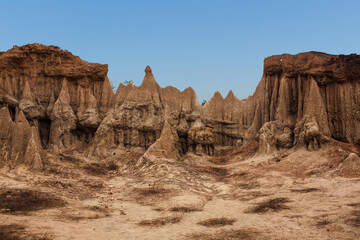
<box><xmin>0</xmin><ymin>44</ymin><xmax>359</xmax><ymax>169</ymax></box>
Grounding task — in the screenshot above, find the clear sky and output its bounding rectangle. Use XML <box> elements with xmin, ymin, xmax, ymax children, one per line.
<box><xmin>1</xmin><ymin>0</ymin><xmax>359</xmax><ymax>102</ymax></box>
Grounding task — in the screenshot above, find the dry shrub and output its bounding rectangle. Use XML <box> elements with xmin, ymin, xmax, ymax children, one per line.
<box><xmin>290</xmin><ymin>188</ymin><xmax>320</xmax><ymax>193</ymax></box>
<box><xmin>316</xmin><ymin>219</ymin><xmax>332</xmax><ymax>227</ymax></box>
<box><xmin>197</xmin><ymin>217</ymin><xmax>236</xmax><ymax>227</ymax></box>
<box><xmin>170</xmin><ymin>206</ymin><xmax>202</xmax><ymax>213</ymax></box>
<box><xmin>189</xmin><ymin>228</ymin><xmax>261</xmax><ymax>240</ymax></box>
<box><xmin>40</xmin><ymin>180</ymin><xmax>72</xmax><ymax>189</ymax></box>
<box><xmin>83</xmin><ymin>163</ymin><xmax>106</xmax><ymax>175</ymax></box>
<box><xmin>83</xmin><ymin>161</ymin><xmax>118</xmax><ymax>176</ymax></box>
<box><xmin>237</xmin><ymin>182</ymin><xmax>260</xmax><ymax>190</ymax></box>
<box><xmin>246</xmin><ymin>197</ymin><xmax>290</xmax><ymax>213</ymax></box>
<box><xmin>191</xmin><ymin>166</ymin><xmax>228</xmax><ymax>180</ymax></box>
<box><xmin>135</xmin><ymin>182</ymin><xmax>170</xmax><ymax>196</ymax></box>
<box><xmin>346</xmin><ymin>210</ymin><xmax>360</xmax><ymax>227</ymax></box>
<box><xmin>0</xmin><ymin>224</ymin><xmax>50</xmax><ymax>240</ymax></box>
<box><xmin>0</xmin><ymin>188</ymin><xmax>66</xmax><ymax>213</ymax></box>
<box><xmin>80</xmin><ymin>179</ymin><xmax>104</xmax><ymax>189</ymax></box>
<box><xmin>138</xmin><ymin>215</ymin><xmax>182</xmax><ymax>227</ymax></box>
<box><xmin>347</xmin><ymin>202</ymin><xmax>360</xmax><ymax>207</ymax></box>
<box><xmin>133</xmin><ymin>183</ymin><xmax>174</xmax><ymax>205</ymax></box>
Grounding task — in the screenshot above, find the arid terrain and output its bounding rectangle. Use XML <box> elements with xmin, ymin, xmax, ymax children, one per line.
<box><xmin>0</xmin><ymin>44</ymin><xmax>360</xmax><ymax>239</ymax></box>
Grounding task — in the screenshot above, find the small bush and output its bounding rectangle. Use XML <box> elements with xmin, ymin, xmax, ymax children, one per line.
<box><xmin>197</xmin><ymin>217</ymin><xmax>236</xmax><ymax>227</ymax></box>
<box><xmin>170</xmin><ymin>206</ymin><xmax>202</xmax><ymax>213</ymax></box>
<box><xmin>290</xmin><ymin>188</ymin><xmax>320</xmax><ymax>193</ymax></box>
<box><xmin>83</xmin><ymin>161</ymin><xmax>119</xmax><ymax>175</ymax></box>
<box><xmin>316</xmin><ymin>219</ymin><xmax>332</xmax><ymax>227</ymax></box>
<box><xmin>136</xmin><ymin>182</ymin><xmax>169</xmax><ymax>196</ymax></box>
<box><xmin>0</xmin><ymin>224</ymin><xmax>50</xmax><ymax>240</ymax></box>
<box><xmin>189</xmin><ymin>228</ymin><xmax>260</xmax><ymax>240</ymax></box>
<box><xmin>246</xmin><ymin>197</ymin><xmax>290</xmax><ymax>213</ymax></box>
<box><xmin>0</xmin><ymin>188</ymin><xmax>66</xmax><ymax>213</ymax></box>
<box><xmin>138</xmin><ymin>215</ymin><xmax>182</xmax><ymax>227</ymax></box>
<box><xmin>346</xmin><ymin>210</ymin><xmax>360</xmax><ymax>227</ymax></box>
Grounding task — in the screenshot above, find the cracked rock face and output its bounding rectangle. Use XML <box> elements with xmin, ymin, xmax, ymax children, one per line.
<box><xmin>0</xmin><ymin>44</ymin><xmax>359</xmax><ymax>169</ymax></box>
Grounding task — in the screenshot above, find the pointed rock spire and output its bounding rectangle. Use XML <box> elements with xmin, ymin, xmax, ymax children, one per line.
<box><xmin>213</xmin><ymin>91</ymin><xmax>224</xmax><ymax>100</ymax></box>
<box><xmin>225</xmin><ymin>90</ymin><xmax>236</xmax><ymax>101</ymax></box>
<box><xmin>126</xmin><ymin>65</ymin><xmax>162</xmax><ymax>105</ymax></box>
<box><xmin>140</xmin><ymin>65</ymin><xmax>160</xmax><ymax>89</ymax></box>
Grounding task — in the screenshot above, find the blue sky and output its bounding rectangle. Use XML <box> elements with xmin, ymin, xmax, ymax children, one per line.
<box><xmin>1</xmin><ymin>0</ymin><xmax>359</xmax><ymax>101</ymax></box>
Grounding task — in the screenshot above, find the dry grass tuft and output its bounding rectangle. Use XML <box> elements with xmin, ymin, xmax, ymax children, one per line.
<box><xmin>188</xmin><ymin>228</ymin><xmax>261</xmax><ymax>240</ymax></box>
<box><xmin>0</xmin><ymin>224</ymin><xmax>50</xmax><ymax>240</ymax></box>
<box><xmin>290</xmin><ymin>188</ymin><xmax>320</xmax><ymax>193</ymax></box>
<box><xmin>0</xmin><ymin>188</ymin><xmax>66</xmax><ymax>213</ymax></box>
<box><xmin>197</xmin><ymin>217</ymin><xmax>236</xmax><ymax>227</ymax></box>
<box><xmin>170</xmin><ymin>206</ymin><xmax>202</xmax><ymax>213</ymax></box>
<box><xmin>138</xmin><ymin>215</ymin><xmax>182</xmax><ymax>227</ymax></box>
<box><xmin>246</xmin><ymin>197</ymin><xmax>290</xmax><ymax>213</ymax></box>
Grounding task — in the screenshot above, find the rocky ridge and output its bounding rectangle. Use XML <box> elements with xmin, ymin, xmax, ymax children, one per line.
<box><xmin>0</xmin><ymin>44</ymin><xmax>359</xmax><ymax>170</ymax></box>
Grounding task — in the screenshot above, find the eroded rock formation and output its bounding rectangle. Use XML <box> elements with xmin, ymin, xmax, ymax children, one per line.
<box><xmin>0</xmin><ymin>44</ymin><xmax>359</xmax><ymax>169</ymax></box>
<box><xmin>0</xmin><ymin>44</ymin><xmax>114</xmax><ymax>168</ymax></box>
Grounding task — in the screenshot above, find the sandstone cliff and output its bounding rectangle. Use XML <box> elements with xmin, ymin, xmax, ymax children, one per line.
<box><xmin>0</xmin><ymin>44</ymin><xmax>114</xmax><ymax>168</ymax></box>
<box><xmin>0</xmin><ymin>44</ymin><xmax>359</xmax><ymax>169</ymax></box>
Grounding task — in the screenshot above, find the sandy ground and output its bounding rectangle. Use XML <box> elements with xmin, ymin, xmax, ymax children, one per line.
<box><xmin>1</xmin><ymin>145</ymin><xmax>360</xmax><ymax>240</ymax></box>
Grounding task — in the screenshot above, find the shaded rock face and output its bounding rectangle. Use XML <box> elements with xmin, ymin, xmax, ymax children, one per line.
<box><xmin>0</xmin><ymin>44</ymin><xmax>114</xmax><ymax>168</ymax></box>
<box><xmin>0</xmin><ymin>44</ymin><xmax>359</xmax><ymax>169</ymax></box>
<box><xmin>203</xmin><ymin>52</ymin><xmax>360</xmax><ymax>154</ymax></box>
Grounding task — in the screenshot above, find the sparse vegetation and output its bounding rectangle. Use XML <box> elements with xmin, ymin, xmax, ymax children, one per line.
<box><xmin>346</xmin><ymin>210</ymin><xmax>360</xmax><ymax>227</ymax></box>
<box><xmin>237</xmin><ymin>182</ymin><xmax>260</xmax><ymax>189</ymax></box>
<box><xmin>136</xmin><ymin>182</ymin><xmax>169</xmax><ymax>196</ymax></box>
<box><xmin>246</xmin><ymin>197</ymin><xmax>290</xmax><ymax>213</ymax></box>
<box><xmin>191</xmin><ymin>166</ymin><xmax>228</xmax><ymax>180</ymax></box>
<box><xmin>138</xmin><ymin>215</ymin><xmax>182</xmax><ymax>227</ymax></box>
<box><xmin>123</xmin><ymin>80</ymin><xmax>133</xmax><ymax>85</ymax></box>
<box><xmin>316</xmin><ymin>219</ymin><xmax>332</xmax><ymax>227</ymax></box>
<box><xmin>40</xmin><ymin>180</ymin><xmax>72</xmax><ymax>189</ymax></box>
<box><xmin>0</xmin><ymin>224</ymin><xmax>50</xmax><ymax>240</ymax></box>
<box><xmin>290</xmin><ymin>188</ymin><xmax>320</xmax><ymax>193</ymax></box>
<box><xmin>188</xmin><ymin>228</ymin><xmax>261</xmax><ymax>240</ymax></box>
<box><xmin>83</xmin><ymin>160</ymin><xmax>119</xmax><ymax>175</ymax></box>
<box><xmin>170</xmin><ymin>206</ymin><xmax>202</xmax><ymax>213</ymax></box>
<box><xmin>347</xmin><ymin>202</ymin><xmax>360</xmax><ymax>207</ymax></box>
<box><xmin>110</xmin><ymin>81</ymin><xmax>116</xmax><ymax>91</ymax></box>
<box><xmin>197</xmin><ymin>217</ymin><xmax>236</xmax><ymax>227</ymax></box>
<box><xmin>201</xmin><ymin>100</ymin><xmax>207</xmax><ymax>106</ymax></box>
<box><xmin>0</xmin><ymin>188</ymin><xmax>66</xmax><ymax>213</ymax></box>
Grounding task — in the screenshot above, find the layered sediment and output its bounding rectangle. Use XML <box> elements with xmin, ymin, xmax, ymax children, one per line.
<box><xmin>0</xmin><ymin>44</ymin><xmax>359</xmax><ymax>169</ymax></box>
